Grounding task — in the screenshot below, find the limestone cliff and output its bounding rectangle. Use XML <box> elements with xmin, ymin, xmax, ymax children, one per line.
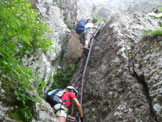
<box><xmin>82</xmin><ymin>13</ymin><xmax>162</xmax><ymax>122</ymax></box>
<box><xmin>0</xmin><ymin>0</ymin><xmax>90</xmax><ymax>121</ymax></box>
<box><xmin>93</xmin><ymin>0</ymin><xmax>162</xmax><ymax>19</ymax></box>
<box><xmin>0</xmin><ymin>0</ymin><xmax>162</xmax><ymax>122</ymax></box>
<box><xmin>23</xmin><ymin>0</ymin><xmax>92</xmax><ymax>94</ymax></box>
<box><xmin>56</xmin><ymin>0</ymin><xmax>93</xmax><ymax>24</ymax></box>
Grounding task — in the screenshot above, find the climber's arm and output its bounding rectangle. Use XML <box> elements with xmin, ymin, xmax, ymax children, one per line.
<box><xmin>72</xmin><ymin>98</ymin><xmax>83</xmax><ymax>117</ymax></box>
<box><xmin>93</xmin><ymin>26</ymin><xmax>98</xmax><ymax>29</ymax></box>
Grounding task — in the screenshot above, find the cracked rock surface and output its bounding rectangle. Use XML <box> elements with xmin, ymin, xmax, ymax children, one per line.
<box><xmin>82</xmin><ymin>13</ymin><xmax>162</xmax><ymax>122</ymax></box>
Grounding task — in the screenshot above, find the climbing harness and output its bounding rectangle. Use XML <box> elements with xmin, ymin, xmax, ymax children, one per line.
<box><xmin>53</xmin><ymin>103</ymin><xmax>68</xmax><ymax>115</ymax></box>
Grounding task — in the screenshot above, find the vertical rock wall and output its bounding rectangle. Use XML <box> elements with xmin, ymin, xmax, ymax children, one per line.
<box><xmin>24</xmin><ymin>0</ymin><xmax>93</xmax><ymax>93</ymax></box>
<box><xmin>93</xmin><ymin>0</ymin><xmax>162</xmax><ymax>19</ymax></box>
<box><xmin>76</xmin><ymin>0</ymin><xmax>93</xmax><ymax>21</ymax></box>
<box><xmin>24</xmin><ymin>0</ymin><xmax>70</xmax><ymax>93</ymax></box>
<box><xmin>55</xmin><ymin>0</ymin><xmax>78</xmax><ymax>24</ymax></box>
<box><xmin>57</xmin><ymin>0</ymin><xmax>93</xmax><ymax>24</ymax></box>
<box><xmin>82</xmin><ymin>13</ymin><xmax>162</xmax><ymax>122</ymax></box>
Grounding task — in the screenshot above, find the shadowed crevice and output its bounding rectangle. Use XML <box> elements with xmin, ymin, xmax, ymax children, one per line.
<box><xmin>131</xmin><ymin>68</ymin><xmax>158</xmax><ymax>122</ymax></box>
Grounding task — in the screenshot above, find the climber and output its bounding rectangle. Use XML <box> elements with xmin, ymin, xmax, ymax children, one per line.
<box><xmin>151</xmin><ymin>8</ymin><xmax>159</xmax><ymax>13</ymax></box>
<box><xmin>47</xmin><ymin>86</ymin><xmax>84</xmax><ymax>122</ymax></box>
<box><xmin>82</xmin><ymin>18</ymin><xmax>98</xmax><ymax>50</ymax></box>
<box><xmin>148</xmin><ymin>8</ymin><xmax>162</xmax><ymax>18</ymax></box>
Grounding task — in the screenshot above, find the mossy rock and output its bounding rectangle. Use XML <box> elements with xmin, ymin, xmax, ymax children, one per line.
<box><xmin>1</xmin><ymin>79</ymin><xmax>16</xmax><ymax>104</ymax></box>
<box><xmin>8</xmin><ymin>112</ymin><xmax>23</xmax><ymax>122</ymax></box>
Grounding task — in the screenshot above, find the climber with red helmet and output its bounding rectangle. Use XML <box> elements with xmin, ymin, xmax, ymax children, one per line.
<box><xmin>46</xmin><ymin>86</ymin><xmax>84</xmax><ymax>122</ymax></box>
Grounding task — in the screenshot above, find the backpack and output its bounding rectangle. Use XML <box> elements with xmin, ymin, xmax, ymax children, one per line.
<box><xmin>46</xmin><ymin>89</ymin><xmax>68</xmax><ymax>107</ymax></box>
<box><xmin>76</xmin><ymin>19</ymin><xmax>87</xmax><ymax>34</ymax></box>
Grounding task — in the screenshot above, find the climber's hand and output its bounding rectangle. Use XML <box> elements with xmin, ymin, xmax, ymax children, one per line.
<box><xmin>68</xmin><ymin>115</ymin><xmax>75</xmax><ymax>121</ymax></box>
<box><xmin>80</xmin><ymin>117</ymin><xmax>84</xmax><ymax>122</ymax></box>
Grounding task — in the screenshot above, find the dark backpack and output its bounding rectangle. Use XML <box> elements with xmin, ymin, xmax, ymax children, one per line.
<box><xmin>46</xmin><ymin>89</ymin><xmax>67</xmax><ymax>107</ymax></box>
<box><xmin>76</xmin><ymin>19</ymin><xmax>87</xmax><ymax>34</ymax></box>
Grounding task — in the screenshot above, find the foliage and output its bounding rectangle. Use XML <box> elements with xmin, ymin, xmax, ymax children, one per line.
<box><xmin>57</xmin><ymin>2</ymin><xmax>65</xmax><ymax>9</ymax></box>
<box><xmin>92</xmin><ymin>11</ymin><xmax>104</xmax><ymax>24</ymax></box>
<box><xmin>158</xmin><ymin>8</ymin><xmax>162</xmax><ymax>13</ymax></box>
<box><xmin>53</xmin><ymin>0</ymin><xmax>65</xmax><ymax>9</ymax></box>
<box><xmin>65</xmin><ymin>19</ymin><xmax>75</xmax><ymax>30</ymax></box>
<box><xmin>106</xmin><ymin>17</ymin><xmax>110</xmax><ymax>22</ymax></box>
<box><xmin>50</xmin><ymin>64</ymin><xmax>76</xmax><ymax>90</ymax></box>
<box><xmin>9</xmin><ymin>112</ymin><xmax>23</xmax><ymax>122</ymax></box>
<box><xmin>157</xmin><ymin>6</ymin><xmax>162</xmax><ymax>13</ymax></box>
<box><xmin>150</xmin><ymin>27</ymin><xmax>162</xmax><ymax>37</ymax></box>
<box><xmin>0</xmin><ymin>0</ymin><xmax>51</xmax><ymax>121</ymax></box>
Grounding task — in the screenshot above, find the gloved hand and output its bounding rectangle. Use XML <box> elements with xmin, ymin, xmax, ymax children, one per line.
<box><xmin>80</xmin><ymin>117</ymin><xmax>84</xmax><ymax>122</ymax></box>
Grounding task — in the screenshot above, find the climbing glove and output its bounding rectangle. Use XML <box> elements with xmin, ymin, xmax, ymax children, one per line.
<box><xmin>80</xmin><ymin>117</ymin><xmax>84</xmax><ymax>122</ymax></box>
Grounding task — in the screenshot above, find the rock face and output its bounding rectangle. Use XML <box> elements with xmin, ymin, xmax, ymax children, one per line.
<box><xmin>82</xmin><ymin>13</ymin><xmax>162</xmax><ymax>122</ymax></box>
<box><xmin>55</xmin><ymin>0</ymin><xmax>78</xmax><ymax>25</ymax></box>
<box><xmin>76</xmin><ymin>0</ymin><xmax>93</xmax><ymax>21</ymax></box>
<box><xmin>56</xmin><ymin>0</ymin><xmax>93</xmax><ymax>24</ymax></box>
<box><xmin>32</xmin><ymin>98</ymin><xmax>58</xmax><ymax>122</ymax></box>
<box><xmin>129</xmin><ymin>34</ymin><xmax>162</xmax><ymax>122</ymax></box>
<box><xmin>24</xmin><ymin>0</ymin><xmax>70</xmax><ymax>93</ymax></box>
<box><xmin>0</xmin><ymin>0</ymin><xmax>93</xmax><ymax>121</ymax></box>
<box><xmin>93</xmin><ymin>0</ymin><xmax>162</xmax><ymax>19</ymax></box>
<box><xmin>0</xmin><ymin>0</ymin><xmax>87</xmax><ymax>121</ymax></box>
<box><xmin>63</xmin><ymin>32</ymin><xmax>83</xmax><ymax>64</ymax></box>
<box><xmin>1</xmin><ymin>0</ymin><xmax>162</xmax><ymax>121</ymax></box>
<box><xmin>25</xmin><ymin>0</ymin><xmax>93</xmax><ymax>94</ymax></box>
<box><xmin>0</xmin><ymin>102</ymin><xmax>16</xmax><ymax>122</ymax></box>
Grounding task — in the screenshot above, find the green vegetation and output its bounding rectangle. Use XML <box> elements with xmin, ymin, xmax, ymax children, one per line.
<box><xmin>141</xmin><ymin>27</ymin><xmax>162</xmax><ymax>40</ymax></box>
<box><xmin>53</xmin><ymin>0</ymin><xmax>65</xmax><ymax>9</ymax></box>
<box><xmin>57</xmin><ymin>2</ymin><xmax>65</xmax><ymax>9</ymax></box>
<box><xmin>150</xmin><ymin>27</ymin><xmax>162</xmax><ymax>37</ymax></box>
<box><xmin>106</xmin><ymin>17</ymin><xmax>110</xmax><ymax>22</ymax></box>
<box><xmin>156</xmin><ymin>6</ymin><xmax>162</xmax><ymax>13</ymax></box>
<box><xmin>0</xmin><ymin>0</ymin><xmax>52</xmax><ymax>121</ymax></box>
<box><xmin>50</xmin><ymin>64</ymin><xmax>76</xmax><ymax>90</ymax></box>
<box><xmin>158</xmin><ymin>8</ymin><xmax>162</xmax><ymax>13</ymax></box>
<box><xmin>92</xmin><ymin>11</ymin><xmax>104</xmax><ymax>24</ymax></box>
<box><xmin>65</xmin><ymin>19</ymin><xmax>75</xmax><ymax>30</ymax></box>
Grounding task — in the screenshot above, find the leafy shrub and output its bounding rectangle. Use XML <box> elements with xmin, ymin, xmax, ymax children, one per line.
<box><xmin>0</xmin><ymin>0</ymin><xmax>52</xmax><ymax>121</ymax></box>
